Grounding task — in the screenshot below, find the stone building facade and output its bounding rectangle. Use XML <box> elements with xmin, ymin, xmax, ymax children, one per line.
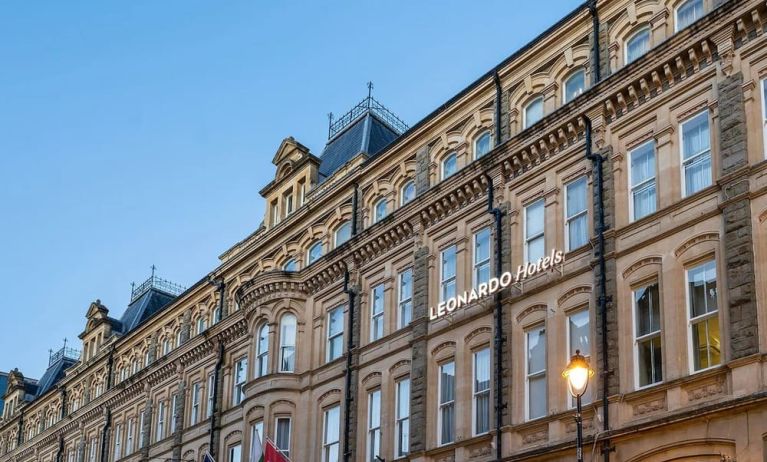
<box><xmin>3</xmin><ymin>0</ymin><xmax>767</xmax><ymax>460</ymax></box>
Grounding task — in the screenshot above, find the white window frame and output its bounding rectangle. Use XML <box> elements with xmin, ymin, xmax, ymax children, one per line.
<box><xmin>373</xmin><ymin>198</ymin><xmax>388</xmax><ymax>223</ymax></box>
<box><xmin>113</xmin><ymin>424</ymin><xmax>122</xmax><ymax>461</ymax></box>
<box><xmin>233</xmin><ymin>357</ymin><xmax>247</xmax><ymax>405</ymax></box>
<box><xmin>632</xmin><ymin>282</ymin><xmax>663</xmax><ymax>389</ymax></box>
<box><xmin>367</xmin><ymin>389</ymin><xmax>382</xmax><ymax>462</ymax></box>
<box><xmin>89</xmin><ymin>438</ymin><xmax>97</xmax><ymax>462</ymax></box>
<box><xmin>762</xmin><ymin>79</ymin><xmax>767</xmax><ymax>158</ymax></box>
<box><xmin>307</xmin><ymin>241</ymin><xmax>323</xmax><ymax>265</ymax></box>
<box><xmin>523</xmin><ymin>96</ymin><xmax>544</xmax><ymax>129</ymax></box>
<box><xmin>279</xmin><ymin>314</ymin><xmax>297</xmax><ymax>373</ymax></box>
<box><xmin>440</xmin><ymin>245</ymin><xmax>457</xmax><ymax>303</ymax></box>
<box><xmin>170</xmin><ymin>394</ymin><xmax>178</xmax><ymax>434</ymax></box>
<box><xmin>138</xmin><ymin>412</ymin><xmax>145</xmax><ymax>448</ymax></box>
<box><xmin>322</xmin><ymin>406</ymin><xmax>340</xmax><ymax>462</ymax></box>
<box><xmin>206</xmin><ymin>374</ymin><xmax>215</xmax><ymax>418</ymax></box>
<box><xmin>196</xmin><ymin>317</ymin><xmax>206</xmax><ymax>335</ymax></box>
<box><xmin>524</xmin><ymin>199</ymin><xmax>545</xmax><ymax>263</ymax></box>
<box><xmin>437</xmin><ymin>361</ymin><xmax>455</xmax><ymax>446</ymax></box>
<box><xmin>566</xmin><ymin>309</ymin><xmax>591</xmax><ymax>407</ymax></box>
<box><xmin>395</xmin><ymin>378</ymin><xmax>410</xmax><ymax>457</ymax></box>
<box><xmin>156</xmin><ymin>400</ymin><xmax>166</xmax><ymax>442</ymax></box>
<box><xmin>400</xmin><ymin>180</ymin><xmax>416</xmax><ymax>206</ymax></box>
<box><xmin>334</xmin><ymin>221</ymin><xmax>352</xmax><ymax>247</ymax></box>
<box><xmin>191</xmin><ymin>382</ymin><xmax>201</xmax><ymax>425</ymax></box>
<box><xmin>625</xmin><ymin>26</ymin><xmax>651</xmax><ymax>64</ymax></box>
<box><xmin>680</xmin><ymin>111</ymin><xmax>712</xmax><ymax>197</ymax></box>
<box><xmin>397</xmin><ymin>269</ymin><xmax>413</xmax><ymax>329</ymax></box>
<box><xmin>274</xmin><ymin>417</ymin><xmax>291</xmax><ymax>457</ymax></box>
<box><xmin>370</xmin><ymin>284</ymin><xmax>385</xmax><ymax>342</ymax></box>
<box><xmin>474</xmin><ymin>131</ymin><xmax>492</xmax><ymax>159</ymax></box>
<box><xmin>685</xmin><ymin>260</ymin><xmax>721</xmax><ymax>373</ymax></box>
<box><xmin>525</xmin><ymin>325</ymin><xmax>547</xmax><ymax>421</ymax></box>
<box><xmin>228</xmin><ymin>443</ymin><xmax>242</xmax><ymax>462</ymax></box>
<box><xmin>257</xmin><ymin>324</ymin><xmax>269</xmax><ymax>377</ymax></box>
<box><xmin>326</xmin><ymin>307</ymin><xmax>344</xmax><ymax>362</ymax></box>
<box><xmin>564</xmin><ymin>176</ymin><xmax>589</xmax><ymax>251</ymax></box>
<box><xmin>675</xmin><ymin>0</ymin><xmax>704</xmax><ymax>32</ymax></box>
<box><xmin>441</xmin><ymin>152</ymin><xmax>458</xmax><ymax>180</ymax></box>
<box><xmin>628</xmin><ymin>140</ymin><xmax>657</xmax><ymax>222</ymax></box>
<box><xmin>563</xmin><ymin>69</ymin><xmax>586</xmax><ymax>104</ymax></box>
<box><xmin>473</xmin><ymin>227</ymin><xmax>492</xmax><ymax>288</ymax></box>
<box><xmin>472</xmin><ymin>348</ymin><xmax>491</xmax><ymax>436</ymax></box>
<box><xmin>251</xmin><ymin>420</ymin><xmax>264</xmax><ymax>454</ymax></box>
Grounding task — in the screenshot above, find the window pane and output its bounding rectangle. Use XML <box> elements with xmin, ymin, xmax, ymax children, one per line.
<box><xmin>524</xmin><ymin>98</ymin><xmax>544</xmax><ymax>128</ymax></box>
<box><xmin>374</xmin><ymin>199</ymin><xmax>387</xmax><ymax>222</ymax></box>
<box><xmin>335</xmin><ymin>222</ymin><xmax>351</xmax><ymax>246</ymax></box>
<box><xmin>635</xmin><ymin>283</ymin><xmax>660</xmax><ymax>336</ymax></box>
<box><xmin>528</xmin><ymin>235</ymin><xmax>545</xmax><ymax>262</ymax></box>
<box><xmin>526</xmin><ymin>200</ymin><xmax>544</xmax><ymax>237</ymax></box>
<box><xmin>632</xmin><ymin>183</ymin><xmax>656</xmax><ymax>220</ymax></box>
<box><xmin>329</xmin><ymin>308</ymin><xmax>344</xmax><ymax>336</ymax></box>
<box><xmin>397</xmin><ymin>379</ymin><xmax>410</xmax><ymax>419</ymax></box>
<box><xmin>529</xmin><ymin>375</ymin><xmax>547</xmax><ymax>419</ymax></box>
<box><xmin>568</xmin><ymin>310</ymin><xmax>590</xmax><ymax>356</ymax></box>
<box><xmin>682</xmin><ymin>112</ymin><xmax>710</xmax><ymax>160</ymax></box>
<box><xmin>564</xmin><ymin>70</ymin><xmax>585</xmax><ymax>103</ymax></box>
<box><xmin>276</xmin><ymin>419</ymin><xmax>290</xmax><ymax>453</ymax></box>
<box><xmin>677</xmin><ymin>0</ymin><xmax>703</xmax><ymax>30</ymax></box>
<box><xmin>401</xmin><ymin>181</ymin><xmax>416</xmax><ymax>205</ymax></box>
<box><xmin>308</xmin><ymin>242</ymin><xmax>323</xmax><ymax>264</ymax></box>
<box><xmin>443</xmin><ymin>153</ymin><xmax>457</xmax><ymax>178</ymax></box>
<box><xmin>627</xmin><ymin>28</ymin><xmax>650</xmax><ymax>63</ymax></box>
<box><xmin>689</xmin><ymin>261</ymin><xmax>717</xmax><ymax>318</ymax></box>
<box><xmin>440</xmin><ymin>362</ymin><xmax>455</xmax><ymax>404</ymax></box>
<box><xmin>475</xmin><ymin>228</ymin><xmax>491</xmax><ymax>266</ymax></box>
<box><xmin>566</xmin><ymin>177</ymin><xmax>587</xmax><ymax>217</ymax></box>
<box><xmin>630</xmin><ymin>142</ymin><xmax>655</xmax><ymax>186</ymax></box>
<box><xmin>638</xmin><ymin>336</ymin><xmax>663</xmax><ymax>386</ymax></box>
<box><xmin>527</xmin><ymin>328</ymin><xmax>546</xmax><ymax>373</ymax></box>
<box><xmin>475</xmin><ymin>132</ymin><xmax>492</xmax><ymax>158</ymax></box>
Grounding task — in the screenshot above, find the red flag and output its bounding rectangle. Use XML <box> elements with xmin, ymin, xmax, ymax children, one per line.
<box><xmin>264</xmin><ymin>440</ymin><xmax>290</xmax><ymax>462</ymax></box>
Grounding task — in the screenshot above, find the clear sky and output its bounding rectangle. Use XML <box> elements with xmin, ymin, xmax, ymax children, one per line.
<box><xmin>0</xmin><ymin>0</ymin><xmax>583</xmax><ymax>379</ymax></box>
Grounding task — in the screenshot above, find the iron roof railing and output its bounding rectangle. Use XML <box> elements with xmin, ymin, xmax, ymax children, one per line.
<box><xmin>48</xmin><ymin>347</ymin><xmax>80</xmax><ymax>366</ymax></box>
<box><xmin>130</xmin><ymin>274</ymin><xmax>186</xmax><ymax>303</ymax></box>
<box><xmin>328</xmin><ymin>96</ymin><xmax>408</xmax><ymax>140</ymax></box>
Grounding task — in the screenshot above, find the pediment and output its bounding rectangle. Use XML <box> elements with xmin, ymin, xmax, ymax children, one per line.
<box><xmin>272</xmin><ymin>137</ymin><xmax>311</xmax><ymax>170</ymax></box>
<box><xmin>86</xmin><ymin>299</ymin><xmax>109</xmax><ymax>319</ymax></box>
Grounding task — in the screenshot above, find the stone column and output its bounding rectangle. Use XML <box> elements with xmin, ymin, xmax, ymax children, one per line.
<box><xmin>171</xmin><ymin>373</ymin><xmax>187</xmax><ymax>462</ymax></box>
<box><xmin>717</xmin><ymin>72</ymin><xmax>760</xmax><ymax>359</ymax></box>
<box><xmin>415</xmin><ymin>145</ymin><xmax>431</xmax><ymax>196</ymax></box>
<box><xmin>140</xmin><ymin>397</ymin><xmax>153</xmax><ymax>459</ymax></box>
<box><xmin>409</xmin><ymin>246</ymin><xmax>430</xmax><ymax>454</ymax></box>
<box><xmin>148</xmin><ymin>333</ymin><xmax>159</xmax><ymax>365</ymax></box>
<box><xmin>181</xmin><ymin>310</ymin><xmax>192</xmax><ymax>344</ymax></box>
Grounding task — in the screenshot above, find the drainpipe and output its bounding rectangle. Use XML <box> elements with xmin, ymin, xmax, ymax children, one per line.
<box><xmin>99</xmin><ymin>409</ymin><xmax>111</xmax><ymax>462</ymax></box>
<box><xmin>584</xmin><ymin>117</ymin><xmax>610</xmax><ymax>462</ymax></box>
<box><xmin>342</xmin><ymin>265</ymin><xmax>356</xmax><ymax>462</ymax></box>
<box><xmin>493</xmin><ymin>71</ymin><xmax>503</xmax><ymax>143</ymax></box>
<box><xmin>105</xmin><ymin>349</ymin><xmax>114</xmax><ymax>390</ymax></box>
<box><xmin>485</xmin><ymin>174</ymin><xmax>505</xmax><ymax>461</ymax></box>
<box><xmin>208</xmin><ymin>341</ymin><xmax>225</xmax><ymax>459</ymax></box>
<box><xmin>588</xmin><ymin>0</ymin><xmax>601</xmax><ymax>84</ymax></box>
<box><xmin>60</xmin><ymin>388</ymin><xmax>68</xmax><ymax>419</ymax></box>
<box><xmin>55</xmin><ymin>434</ymin><xmax>64</xmax><ymax>462</ymax></box>
<box><xmin>351</xmin><ymin>183</ymin><xmax>360</xmax><ymax>236</ymax></box>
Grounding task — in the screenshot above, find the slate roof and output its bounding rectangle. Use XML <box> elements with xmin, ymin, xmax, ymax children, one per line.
<box><xmin>35</xmin><ymin>356</ymin><xmax>77</xmax><ymax>397</ymax></box>
<box><xmin>117</xmin><ymin>288</ymin><xmax>177</xmax><ymax>334</ymax></box>
<box><xmin>0</xmin><ymin>373</ymin><xmax>7</xmax><ymax>415</ymax></box>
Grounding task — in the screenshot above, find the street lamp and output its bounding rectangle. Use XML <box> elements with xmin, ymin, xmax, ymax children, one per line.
<box><xmin>562</xmin><ymin>349</ymin><xmax>594</xmax><ymax>462</ymax></box>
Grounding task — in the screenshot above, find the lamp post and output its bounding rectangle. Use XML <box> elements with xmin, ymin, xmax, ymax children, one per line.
<box><xmin>562</xmin><ymin>349</ymin><xmax>594</xmax><ymax>462</ymax></box>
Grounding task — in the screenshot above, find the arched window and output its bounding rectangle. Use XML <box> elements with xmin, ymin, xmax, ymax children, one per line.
<box><xmin>441</xmin><ymin>153</ymin><xmax>458</xmax><ymax>179</ymax></box>
<box><xmin>283</xmin><ymin>259</ymin><xmax>298</xmax><ymax>272</ymax></box>
<box><xmin>563</xmin><ymin>69</ymin><xmax>586</xmax><ymax>104</ymax></box>
<box><xmin>279</xmin><ymin>314</ymin><xmax>297</xmax><ymax>373</ymax></box>
<box><xmin>213</xmin><ymin>306</ymin><xmax>222</xmax><ymax>324</ymax></box>
<box><xmin>474</xmin><ymin>131</ymin><xmax>492</xmax><ymax>159</ymax></box>
<box><xmin>373</xmin><ymin>199</ymin><xmax>388</xmax><ymax>223</ymax></box>
<box><xmin>400</xmin><ymin>180</ymin><xmax>416</xmax><ymax>206</ymax></box>
<box><xmin>196</xmin><ymin>316</ymin><xmax>207</xmax><ymax>334</ymax></box>
<box><xmin>675</xmin><ymin>0</ymin><xmax>703</xmax><ymax>31</ymax></box>
<box><xmin>307</xmin><ymin>241</ymin><xmax>323</xmax><ymax>265</ymax></box>
<box><xmin>523</xmin><ymin>97</ymin><xmax>544</xmax><ymax>129</ymax></box>
<box><xmin>256</xmin><ymin>324</ymin><xmax>269</xmax><ymax>377</ymax></box>
<box><xmin>626</xmin><ymin>27</ymin><xmax>650</xmax><ymax>64</ymax></box>
<box><xmin>334</xmin><ymin>221</ymin><xmax>352</xmax><ymax>247</ymax></box>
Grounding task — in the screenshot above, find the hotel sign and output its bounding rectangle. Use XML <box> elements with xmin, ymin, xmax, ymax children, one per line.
<box><xmin>429</xmin><ymin>249</ymin><xmax>565</xmax><ymax>321</ymax></box>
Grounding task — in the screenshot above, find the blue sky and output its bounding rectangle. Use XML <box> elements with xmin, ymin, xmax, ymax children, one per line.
<box><xmin>0</xmin><ymin>0</ymin><xmax>582</xmax><ymax>378</ymax></box>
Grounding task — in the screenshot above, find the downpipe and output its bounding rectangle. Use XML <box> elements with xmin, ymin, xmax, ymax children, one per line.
<box><xmin>485</xmin><ymin>174</ymin><xmax>505</xmax><ymax>461</ymax></box>
<box><xmin>588</xmin><ymin>0</ymin><xmax>601</xmax><ymax>84</ymax></box>
<box><xmin>99</xmin><ymin>409</ymin><xmax>111</xmax><ymax>462</ymax></box>
<box><xmin>342</xmin><ymin>265</ymin><xmax>356</xmax><ymax>462</ymax></box>
<box><xmin>584</xmin><ymin>117</ymin><xmax>611</xmax><ymax>462</ymax></box>
<box><xmin>208</xmin><ymin>341</ymin><xmax>225</xmax><ymax>458</ymax></box>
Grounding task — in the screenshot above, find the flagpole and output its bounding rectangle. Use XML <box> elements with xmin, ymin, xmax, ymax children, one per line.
<box><xmin>264</xmin><ymin>437</ymin><xmax>293</xmax><ymax>462</ymax></box>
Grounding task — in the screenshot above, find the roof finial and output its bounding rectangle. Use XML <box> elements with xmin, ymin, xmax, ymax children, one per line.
<box><xmin>367</xmin><ymin>81</ymin><xmax>374</xmax><ymax>107</ymax></box>
<box><xmin>151</xmin><ymin>264</ymin><xmax>156</xmax><ymax>279</ymax></box>
<box><xmin>63</xmin><ymin>337</ymin><xmax>68</xmax><ymax>349</ymax></box>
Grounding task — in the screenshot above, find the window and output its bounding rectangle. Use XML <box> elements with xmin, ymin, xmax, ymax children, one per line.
<box><xmin>564</xmin><ymin>69</ymin><xmax>586</xmax><ymax>104</ymax></box>
<box><xmin>196</xmin><ymin>317</ymin><xmax>206</xmax><ymax>335</ymax></box>
<box><xmin>126</xmin><ymin>418</ymin><xmax>134</xmax><ymax>454</ymax></box>
<box><xmin>438</xmin><ymin>361</ymin><xmax>455</xmax><ymax>445</ymax></box>
<box><xmin>213</xmin><ymin>306</ymin><xmax>222</xmax><ymax>324</ymax></box>
<box><xmin>206</xmin><ymin>374</ymin><xmax>215</xmax><ymax>418</ymax></box>
<box><xmin>270</xmin><ymin>201</ymin><xmax>279</xmax><ymax>226</ymax></box>
<box><xmin>307</xmin><ymin>241</ymin><xmax>323</xmax><ymax>265</ymax></box>
<box><xmin>297</xmin><ymin>180</ymin><xmax>306</xmax><ymax>206</ymax></box>
<box><xmin>526</xmin><ymin>326</ymin><xmax>547</xmax><ymax>420</ymax></box>
<box><xmin>440</xmin><ymin>245</ymin><xmax>457</xmax><ymax>302</ymax></box>
<box><xmin>89</xmin><ymin>438</ymin><xmax>97</xmax><ymax>462</ymax></box>
<box><xmin>327</xmin><ymin>307</ymin><xmax>344</xmax><ymax>362</ymax></box>
<box><xmin>334</xmin><ymin>221</ymin><xmax>352</xmax><ymax>247</ymax></box>
<box><xmin>176</xmin><ymin>330</ymin><xmax>183</xmax><ymax>348</ymax></box>
<box><xmin>191</xmin><ymin>382</ymin><xmax>201</xmax><ymax>425</ymax></box>
<box><xmin>156</xmin><ymin>400</ymin><xmax>166</xmax><ymax>441</ymax></box>
<box><xmin>373</xmin><ymin>198</ymin><xmax>388</xmax><ymax>223</ymax></box>
<box><xmin>257</xmin><ymin>324</ymin><xmax>269</xmax><ymax>377</ymax></box>
<box><xmin>233</xmin><ymin>357</ymin><xmax>248</xmax><ymax>405</ymax></box>
<box><xmin>474</xmin><ymin>131</ymin><xmax>492</xmax><ymax>159</ymax></box>
<box><xmin>395</xmin><ymin>378</ymin><xmax>410</xmax><ymax>457</ymax></box>
<box><xmin>568</xmin><ymin>310</ymin><xmax>592</xmax><ymax>405</ymax></box>
<box><xmin>162</xmin><ymin>338</ymin><xmax>171</xmax><ymax>356</ymax></box>
<box><xmin>473</xmin><ymin>348</ymin><xmax>491</xmax><ymax>435</ymax></box>
<box><xmin>398</xmin><ymin>269</ymin><xmax>413</xmax><ymax>329</ymax></box>
<box><xmin>687</xmin><ymin>260</ymin><xmax>721</xmax><ymax>371</ymax></box>
<box><xmin>251</xmin><ymin>421</ymin><xmax>264</xmax><ymax>454</ymax></box>
<box><xmin>676</xmin><ymin>0</ymin><xmax>703</xmax><ymax>31</ymax></box>
<box><xmin>138</xmin><ymin>412</ymin><xmax>145</xmax><ymax>448</ymax></box>
<box><xmin>525</xmin><ymin>199</ymin><xmax>545</xmax><ymax>262</ymax></box>
<box><xmin>681</xmin><ymin>111</ymin><xmax>711</xmax><ymax>196</ymax></box>
<box><xmin>280</xmin><ymin>314</ymin><xmax>297</xmax><ymax>372</ymax></box>
<box><xmin>283</xmin><ymin>259</ymin><xmax>298</xmax><ymax>272</ymax></box>
<box><xmin>473</xmin><ymin>228</ymin><xmax>491</xmax><ymax>287</ymax></box>
<box><xmin>629</xmin><ymin>141</ymin><xmax>657</xmax><ymax>221</ymax></box>
<box><xmin>565</xmin><ymin>176</ymin><xmax>589</xmax><ymax>251</ymax></box>
<box><xmin>275</xmin><ymin>417</ymin><xmax>291</xmax><ymax>457</ymax></box>
<box><xmin>626</xmin><ymin>27</ymin><xmax>650</xmax><ymax>64</ymax></box>
<box><xmin>284</xmin><ymin>190</ymin><xmax>294</xmax><ymax>217</ymax></box>
<box><xmin>113</xmin><ymin>424</ymin><xmax>122</xmax><ymax>461</ymax></box>
<box><xmin>367</xmin><ymin>390</ymin><xmax>381</xmax><ymax>462</ymax></box>
<box><xmin>762</xmin><ymin>79</ymin><xmax>767</xmax><ymax>157</ymax></box>
<box><xmin>228</xmin><ymin>444</ymin><xmax>242</xmax><ymax>462</ymax></box>
<box><xmin>170</xmin><ymin>395</ymin><xmax>178</xmax><ymax>434</ymax></box>
<box><xmin>323</xmin><ymin>406</ymin><xmax>340</xmax><ymax>462</ymax></box>
<box><xmin>523</xmin><ymin>97</ymin><xmax>544</xmax><ymax>129</ymax></box>
<box><xmin>442</xmin><ymin>153</ymin><xmax>458</xmax><ymax>179</ymax></box>
<box><xmin>370</xmin><ymin>284</ymin><xmax>385</xmax><ymax>341</ymax></box>
<box><xmin>634</xmin><ymin>282</ymin><xmax>662</xmax><ymax>387</ymax></box>
<box><xmin>400</xmin><ymin>180</ymin><xmax>416</xmax><ymax>206</ymax></box>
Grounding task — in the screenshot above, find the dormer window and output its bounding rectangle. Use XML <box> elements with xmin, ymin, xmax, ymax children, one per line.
<box><xmin>373</xmin><ymin>199</ymin><xmax>388</xmax><ymax>223</ymax></box>
<box><xmin>307</xmin><ymin>241</ymin><xmax>323</xmax><ymax>265</ymax></box>
<box><xmin>474</xmin><ymin>131</ymin><xmax>492</xmax><ymax>159</ymax></box>
<box><xmin>283</xmin><ymin>189</ymin><xmax>294</xmax><ymax>218</ymax></box>
<box><xmin>270</xmin><ymin>201</ymin><xmax>280</xmax><ymax>226</ymax></box>
<box><xmin>335</xmin><ymin>221</ymin><xmax>352</xmax><ymax>247</ymax></box>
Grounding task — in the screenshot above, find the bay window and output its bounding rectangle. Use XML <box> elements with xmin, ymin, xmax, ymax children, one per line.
<box><xmin>280</xmin><ymin>313</ymin><xmax>297</xmax><ymax>372</ymax></box>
